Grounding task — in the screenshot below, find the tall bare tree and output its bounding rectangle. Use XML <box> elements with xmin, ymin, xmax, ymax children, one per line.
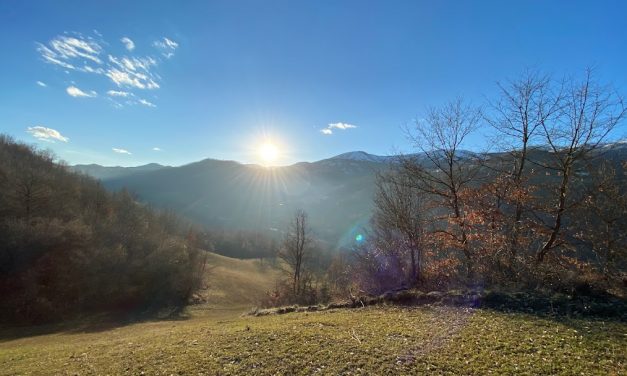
<box><xmin>373</xmin><ymin>170</ymin><xmax>426</xmax><ymax>286</ymax></box>
<box><xmin>279</xmin><ymin>209</ymin><xmax>311</xmax><ymax>295</ymax></box>
<box><xmin>401</xmin><ymin>98</ymin><xmax>482</xmax><ymax>275</ymax></box>
<box><xmin>485</xmin><ymin>70</ymin><xmax>562</xmax><ymax>256</ymax></box>
<box><xmin>536</xmin><ymin>69</ymin><xmax>626</xmax><ymax>262</ymax></box>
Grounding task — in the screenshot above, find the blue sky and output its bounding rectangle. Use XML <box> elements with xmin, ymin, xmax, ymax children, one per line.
<box><xmin>1</xmin><ymin>0</ymin><xmax>626</xmax><ymax>166</ymax></box>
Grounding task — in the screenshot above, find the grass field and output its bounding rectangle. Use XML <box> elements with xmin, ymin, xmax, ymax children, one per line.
<box><xmin>1</xmin><ymin>254</ymin><xmax>625</xmax><ymax>375</ymax></box>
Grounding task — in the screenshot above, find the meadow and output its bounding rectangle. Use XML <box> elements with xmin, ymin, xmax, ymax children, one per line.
<box><xmin>1</xmin><ymin>254</ymin><xmax>624</xmax><ymax>375</ymax></box>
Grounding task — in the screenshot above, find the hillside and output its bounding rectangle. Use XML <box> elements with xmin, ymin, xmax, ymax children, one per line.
<box><xmin>0</xmin><ymin>136</ymin><xmax>204</xmax><ymax>324</ymax></box>
<box><xmin>1</xmin><ymin>247</ymin><xmax>625</xmax><ymax>375</ymax></box>
<box><xmin>72</xmin><ymin>163</ymin><xmax>168</xmax><ymax>180</ymax></box>
<box><xmin>199</xmin><ymin>252</ymin><xmax>281</xmax><ymax>308</ymax></box>
<box><xmin>98</xmin><ymin>156</ymin><xmax>388</xmax><ymax>247</ymax></box>
<box><xmin>72</xmin><ymin>144</ymin><xmax>627</xmax><ymax>249</ymax></box>
<box><xmin>2</xmin><ymin>305</ymin><xmax>624</xmax><ymax>375</ymax></box>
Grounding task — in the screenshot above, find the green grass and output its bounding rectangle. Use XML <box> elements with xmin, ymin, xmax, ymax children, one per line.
<box><xmin>1</xmin><ymin>306</ymin><xmax>625</xmax><ymax>375</ymax></box>
<box><xmin>1</xmin><ymin>254</ymin><xmax>625</xmax><ymax>375</ymax></box>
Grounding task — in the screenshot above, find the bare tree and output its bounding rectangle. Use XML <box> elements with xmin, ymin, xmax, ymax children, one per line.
<box><xmin>401</xmin><ymin>98</ymin><xmax>482</xmax><ymax>276</ymax></box>
<box><xmin>278</xmin><ymin>209</ymin><xmax>311</xmax><ymax>295</ymax></box>
<box><xmin>485</xmin><ymin>70</ymin><xmax>562</xmax><ymax>256</ymax></box>
<box><xmin>573</xmin><ymin>162</ymin><xmax>627</xmax><ymax>281</ymax></box>
<box><xmin>373</xmin><ymin>170</ymin><xmax>426</xmax><ymax>286</ymax></box>
<box><xmin>536</xmin><ymin>69</ymin><xmax>626</xmax><ymax>262</ymax></box>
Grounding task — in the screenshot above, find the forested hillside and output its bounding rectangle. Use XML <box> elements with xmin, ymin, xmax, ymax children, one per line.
<box><xmin>0</xmin><ymin>136</ymin><xmax>205</xmax><ymax>324</ymax></box>
<box><xmin>96</xmin><ymin>157</ymin><xmax>385</xmax><ymax>247</ymax></box>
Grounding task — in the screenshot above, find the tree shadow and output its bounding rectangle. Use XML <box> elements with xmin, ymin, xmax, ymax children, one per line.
<box><xmin>477</xmin><ymin>290</ymin><xmax>627</xmax><ymax>324</ymax></box>
<box><xmin>0</xmin><ymin>308</ymin><xmax>192</xmax><ymax>342</ymax></box>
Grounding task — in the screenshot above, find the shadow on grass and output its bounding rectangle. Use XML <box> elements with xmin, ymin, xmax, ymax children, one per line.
<box><xmin>478</xmin><ymin>290</ymin><xmax>627</xmax><ymax>323</ymax></box>
<box><xmin>0</xmin><ymin>307</ymin><xmax>192</xmax><ymax>342</ymax></box>
<box><xmin>251</xmin><ymin>289</ymin><xmax>627</xmax><ymax>327</ymax></box>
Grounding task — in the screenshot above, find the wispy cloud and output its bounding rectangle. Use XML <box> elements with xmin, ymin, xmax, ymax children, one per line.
<box><xmin>36</xmin><ymin>81</ymin><xmax>47</xmax><ymax>87</ymax></box>
<box><xmin>107</xmin><ymin>55</ymin><xmax>159</xmax><ymax>90</ymax></box>
<box><xmin>66</xmin><ymin>85</ymin><xmax>97</xmax><ymax>98</ymax></box>
<box><xmin>138</xmin><ymin>98</ymin><xmax>156</xmax><ymax>108</ymax></box>
<box><xmin>37</xmin><ymin>32</ymin><xmax>179</xmax><ymax>107</ymax></box>
<box><xmin>152</xmin><ymin>147</ymin><xmax>162</xmax><ymax>151</ymax></box>
<box><xmin>121</xmin><ymin>37</ymin><xmax>135</xmax><ymax>51</ymax></box>
<box><xmin>112</xmin><ymin>148</ymin><xmax>132</xmax><ymax>155</ymax></box>
<box><xmin>153</xmin><ymin>37</ymin><xmax>178</xmax><ymax>58</ymax></box>
<box><xmin>107</xmin><ymin>90</ymin><xmax>132</xmax><ymax>97</ymax></box>
<box><xmin>320</xmin><ymin>122</ymin><xmax>357</xmax><ymax>135</ymax></box>
<box><xmin>37</xmin><ymin>34</ymin><xmax>103</xmax><ymax>72</ymax></box>
<box><xmin>26</xmin><ymin>126</ymin><xmax>69</xmax><ymax>142</ymax></box>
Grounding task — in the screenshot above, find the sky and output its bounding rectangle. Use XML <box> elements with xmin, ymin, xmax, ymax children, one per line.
<box><xmin>1</xmin><ymin>0</ymin><xmax>626</xmax><ymax>166</ymax></box>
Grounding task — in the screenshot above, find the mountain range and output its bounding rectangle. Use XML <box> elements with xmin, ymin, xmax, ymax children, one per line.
<box><xmin>73</xmin><ymin>152</ymin><xmax>394</xmax><ymax>247</ymax></box>
<box><xmin>72</xmin><ymin>143</ymin><xmax>627</xmax><ymax>248</ymax></box>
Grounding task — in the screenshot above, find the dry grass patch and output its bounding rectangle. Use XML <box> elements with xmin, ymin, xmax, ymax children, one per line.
<box><xmin>1</xmin><ymin>306</ymin><xmax>624</xmax><ymax>375</ymax></box>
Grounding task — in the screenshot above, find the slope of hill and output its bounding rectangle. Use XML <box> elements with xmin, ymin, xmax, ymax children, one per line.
<box><xmin>72</xmin><ymin>163</ymin><xmax>168</xmax><ymax>180</ymax></box>
<box><xmin>200</xmin><ymin>252</ymin><xmax>280</xmax><ymax>308</ymax></box>
<box><xmin>330</xmin><ymin>150</ymin><xmax>396</xmax><ymax>163</ymax></box>
<box><xmin>98</xmin><ymin>156</ymin><xmax>388</xmax><ymax>247</ymax></box>
<box><xmin>0</xmin><ymin>136</ymin><xmax>203</xmax><ymax>324</ymax></box>
<box><xmin>2</xmin><ymin>304</ymin><xmax>624</xmax><ymax>375</ymax></box>
<box><xmin>3</xmin><ymin>246</ymin><xmax>625</xmax><ymax>372</ymax></box>
<box><xmin>72</xmin><ymin>143</ymin><xmax>627</xmax><ymax>248</ymax></box>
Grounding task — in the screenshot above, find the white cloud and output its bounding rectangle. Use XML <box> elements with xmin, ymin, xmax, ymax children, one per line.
<box><xmin>106</xmin><ymin>55</ymin><xmax>159</xmax><ymax>90</ymax></box>
<box><xmin>82</xmin><ymin>65</ymin><xmax>105</xmax><ymax>74</ymax></box>
<box><xmin>328</xmin><ymin>122</ymin><xmax>357</xmax><ymax>130</ymax></box>
<box><xmin>121</xmin><ymin>37</ymin><xmax>135</xmax><ymax>51</ymax></box>
<box><xmin>107</xmin><ymin>90</ymin><xmax>132</xmax><ymax>97</ymax></box>
<box><xmin>137</xmin><ymin>98</ymin><xmax>156</xmax><ymax>108</ymax></box>
<box><xmin>36</xmin><ymin>81</ymin><xmax>47</xmax><ymax>87</ymax></box>
<box><xmin>152</xmin><ymin>147</ymin><xmax>162</xmax><ymax>151</ymax></box>
<box><xmin>153</xmin><ymin>37</ymin><xmax>178</xmax><ymax>58</ymax></box>
<box><xmin>66</xmin><ymin>85</ymin><xmax>97</xmax><ymax>98</ymax></box>
<box><xmin>37</xmin><ymin>32</ymin><xmax>179</xmax><ymax>107</ymax></box>
<box><xmin>320</xmin><ymin>122</ymin><xmax>357</xmax><ymax>135</ymax></box>
<box><xmin>26</xmin><ymin>126</ymin><xmax>69</xmax><ymax>142</ymax></box>
<box><xmin>37</xmin><ymin>34</ymin><xmax>103</xmax><ymax>72</ymax></box>
<box><xmin>112</xmin><ymin>148</ymin><xmax>132</xmax><ymax>155</ymax></box>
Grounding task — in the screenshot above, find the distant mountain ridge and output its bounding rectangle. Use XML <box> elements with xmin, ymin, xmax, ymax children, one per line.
<box><xmin>70</xmin><ymin>142</ymin><xmax>627</xmax><ymax>247</ymax></box>
<box><xmin>72</xmin><ymin>163</ymin><xmax>169</xmax><ymax>180</ymax></box>
<box><xmin>329</xmin><ymin>151</ymin><xmax>396</xmax><ymax>163</ymax></box>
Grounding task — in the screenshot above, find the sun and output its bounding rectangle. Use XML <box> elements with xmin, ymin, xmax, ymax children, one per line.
<box><xmin>258</xmin><ymin>142</ymin><xmax>279</xmax><ymax>165</ymax></box>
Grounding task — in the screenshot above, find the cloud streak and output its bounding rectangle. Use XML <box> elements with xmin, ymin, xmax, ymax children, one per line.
<box><xmin>138</xmin><ymin>98</ymin><xmax>156</xmax><ymax>108</ymax></box>
<box><xmin>27</xmin><ymin>126</ymin><xmax>69</xmax><ymax>142</ymax></box>
<box><xmin>107</xmin><ymin>90</ymin><xmax>132</xmax><ymax>97</ymax></box>
<box><xmin>320</xmin><ymin>122</ymin><xmax>357</xmax><ymax>135</ymax></box>
<box><xmin>153</xmin><ymin>37</ymin><xmax>178</xmax><ymax>58</ymax></box>
<box><xmin>112</xmin><ymin>148</ymin><xmax>132</xmax><ymax>155</ymax></box>
<box><xmin>106</xmin><ymin>55</ymin><xmax>159</xmax><ymax>90</ymax></box>
<box><xmin>37</xmin><ymin>32</ymin><xmax>179</xmax><ymax>107</ymax></box>
<box><xmin>66</xmin><ymin>86</ymin><xmax>97</xmax><ymax>98</ymax></box>
<box><xmin>37</xmin><ymin>34</ymin><xmax>103</xmax><ymax>72</ymax></box>
<box><xmin>36</xmin><ymin>81</ymin><xmax>47</xmax><ymax>87</ymax></box>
